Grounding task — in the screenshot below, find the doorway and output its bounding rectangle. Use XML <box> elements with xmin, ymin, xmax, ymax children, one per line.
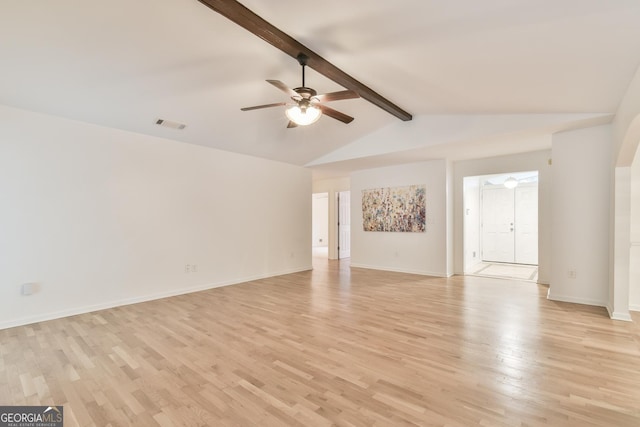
<box><xmin>312</xmin><ymin>190</ymin><xmax>351</xmax><ymax>260</ymax></box>
<box><xmin>464</xmin><ymin>172</ymin><xmax>539</xmax><ymax>281</ymax></box>
<box><xmin>312</xmin><ymin>193</ymin><xmax>329</xmax><ymax>258</ymax></box>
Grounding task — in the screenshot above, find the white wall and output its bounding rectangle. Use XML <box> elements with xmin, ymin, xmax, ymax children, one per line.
<box><xmin>350</xmin><ymin>160</ymin><xmax>449</xmax><ymax>276</ymax></box>
<box><xmin>312</xmin><ymin>177</ymin><xmax>350</xmax><ymax>259</ymax></box>
<box><xmin>454</xmin><ymin>150</ymin><xmax>552</xmax><ymax>284</ymax></box>
<box><xmin>312</xmin><ymin>193</ymin><xmax>329</xmax><ymax>247</ymax></box>
<box><xmin>549</xmin><ymin>125</ymin><xmax>611</xmax><ymax>307</ymax></box>
<box><xmin>463</xmin><ymin>176</ymin><xmax>481</xmax><ymax>270</ymax></box>
<box><xmin>446</xmin><ymin>161</ymin><xmax>454</xmax><ymax>275</ymax></box>
<box><xmin>613</xmin><ymin>65</ymin><xmax>640</xmax><ymax>167</ymax></box>
<box><xmin>630</xmin><ymin>153</ymin><xmax>640</xmax><ymax>311</ymax></box>
<box><xmin>0</xmin><ymin>105</ymin><xmax>312</xmax><ymax>329</ymax></box>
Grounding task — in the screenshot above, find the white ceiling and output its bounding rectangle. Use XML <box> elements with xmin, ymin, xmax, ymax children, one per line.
<box><xmin>2</xmin><ymin>0</ymin><xmax>640</xmax><ymax>178</ymax></box>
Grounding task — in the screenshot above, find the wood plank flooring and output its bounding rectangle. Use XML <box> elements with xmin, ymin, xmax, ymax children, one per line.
<box><xmin>1</xmin><ymin>257</ymin><xmax>640</xmax><ymax>426</ymax></box>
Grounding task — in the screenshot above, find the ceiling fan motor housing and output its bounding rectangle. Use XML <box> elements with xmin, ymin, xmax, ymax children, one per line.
<box><xmin>293</xmin><ymin>87</ymin><xmax>317</xmax><ymax>99</ymax></box>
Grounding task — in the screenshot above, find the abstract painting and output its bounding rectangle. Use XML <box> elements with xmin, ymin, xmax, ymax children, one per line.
<box><xmin>362</xmin><ymin>185</ymin><xmax>426</xmax><ymax>232</ymax></box>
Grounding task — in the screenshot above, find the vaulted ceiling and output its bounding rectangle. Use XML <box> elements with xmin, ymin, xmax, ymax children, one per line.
<box><xmin>2</xmin><ymin>0</ymin><xmax>640</xmax><ymax>178</ymax></box>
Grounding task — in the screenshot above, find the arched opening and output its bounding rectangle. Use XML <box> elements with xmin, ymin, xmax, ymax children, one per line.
<box><xmin>611</xmin><ymin>113</ymin><xmax>640</xmax><ymax>320</ymax></box>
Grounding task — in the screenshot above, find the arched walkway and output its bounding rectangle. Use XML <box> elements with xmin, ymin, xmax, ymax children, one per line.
<box><xmin>611</xmin><ymin>113</ymin><xmax>640</xmax><ymax>320</ymax></box>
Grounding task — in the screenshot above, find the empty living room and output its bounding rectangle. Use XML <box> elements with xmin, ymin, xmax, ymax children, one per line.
<box><xmin>2</xmin><ymin>1</ymin><xmax>640</xmax><ymax>426</ymax></box>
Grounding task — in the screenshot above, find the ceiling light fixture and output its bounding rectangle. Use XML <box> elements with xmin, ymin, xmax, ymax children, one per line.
<box><xmin>504</xmin><ymin>176</ymin><xmax>519</xmax><ymax>189</ymax></box>
<box><xmin>285</xmin><ymin>101</ymin><xmax>322</xmax><ymax>126</ymax></box>
<box><xmin>240</xmin><ymin>53</ymin><xmax>358</xmax><ymax>128</ymax></box>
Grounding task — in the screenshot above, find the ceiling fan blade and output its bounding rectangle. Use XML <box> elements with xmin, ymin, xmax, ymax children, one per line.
<box><xmin>314</xmin><ymin>90</ymin><xmax>359</xmax><ymax>103</ymax></box>
<box><xmin>286</xmin><ymin>121</ymin><xmax>298</xmax><ymax>129</ymax></box>
<box><xmin>240</xmin><ymin>102</ymin><xmax>286</xmax><ymax>111</ymax></box>
<box><xmin>266</xmin><ymin>80</ymin><xmax>299</xmax><ymax>98</ymax></box>
<box><xmin>319</xmin><ymin>105</ymin><xmax>354</xmax><ymax>124</ymax></box>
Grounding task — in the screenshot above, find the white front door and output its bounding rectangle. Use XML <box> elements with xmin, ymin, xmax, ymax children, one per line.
<box><xmin>338</xmin><ymin>191</ymin><xmax>351</xmax><ymax>259</ymax></box>
<box><xmin>481</xmin><ymin>183</ymin><xmax>538</xmax><ymax>264</ymax></box>
<box><xmin>481</xmin><ymin>186</ymin><xmax>515</xmax><ymax>263</ymax></box>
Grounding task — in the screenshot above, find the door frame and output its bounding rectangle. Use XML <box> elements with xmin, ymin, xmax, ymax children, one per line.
<box><xmin>337</xmin><ymin>191</ymin><xmax>351</xmax><ymax>259</ymax></box>
<box><xmin>463</xmin><ymin>171</ymin><xmax>539</xmax><ymax>273</ymax></box>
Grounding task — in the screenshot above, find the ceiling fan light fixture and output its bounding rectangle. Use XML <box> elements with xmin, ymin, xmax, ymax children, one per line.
<box><xmin>285</xmin><ymin>104</ymin><xmax>322</xmax><ymax>126</ymax></box>
<box><xmin>504</xmin><ymin>176</ymin><xmax>519</xmax><ymax>189</ymax></box>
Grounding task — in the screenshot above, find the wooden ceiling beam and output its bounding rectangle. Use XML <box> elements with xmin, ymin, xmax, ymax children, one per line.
<box><xmin>197</xmin><ymin>0</ymin><xmax>412</xmax><ymax>121</ymax></box>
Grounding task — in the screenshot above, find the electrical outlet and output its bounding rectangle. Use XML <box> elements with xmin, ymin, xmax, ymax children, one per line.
<box><xmin>568</xmin><ymin>269</ymin><xmax>576</xmax><ymax>279</ymax></box>
<box><xmin>21</xmin><ymin>282</ymin><xmax>38</xmax><ymax>296</ymax></box>
<box><xmin>185</xmin><ymin>264</ymin><xmax>190</xmax><ymax>273</ymax></box>
<box><xmin>192</xmin><ymin>264</ymin><xmax>198</xmax><ymax>273</ymax></box>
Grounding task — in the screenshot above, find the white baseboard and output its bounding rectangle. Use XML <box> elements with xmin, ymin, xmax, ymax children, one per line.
<box><xmin>546</xmin><ymin>291</ymin><xmax>607</xmax><ymax>308</ymax></box>
<box><xmin>628</xmin><ymin>304</ymin><xmax>640</xmax><ymax>312</ymax></box>
<box><xmin>0</xmin><ymin>265</ymin><xmax>312</xmax><ymax>330</ymax></box>
<box><xmin>549</xmin><ymin>293</ymin><xmax>632</xmax><ymax>321</ymax></box>
<box><xmin>606</xmin><ymin>305</ymin><xmax>633</xmax><ymax>322</ymax></box>
<box><xmin>349</xmin><ymin>262</ymin><xmax>448</xmax><ymax>277</ymax></box>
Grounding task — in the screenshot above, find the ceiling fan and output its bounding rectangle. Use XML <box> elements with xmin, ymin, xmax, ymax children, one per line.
<box><xmin>241</xmin><ymin>54</ymin><xmax>360</xmax><ymax>128</ymax></box>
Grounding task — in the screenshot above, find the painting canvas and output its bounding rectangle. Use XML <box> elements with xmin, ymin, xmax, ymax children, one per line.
<box><xmin>362</xmin><ymin>185</ymin><xmax>426</xmax><ymax>232</ymax></box>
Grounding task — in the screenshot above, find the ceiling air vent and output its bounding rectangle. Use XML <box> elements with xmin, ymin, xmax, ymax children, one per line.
<box><xmin>155</xmin><ymin>118</ymin><xmax>187</xmax><ymax>130</ymax></box>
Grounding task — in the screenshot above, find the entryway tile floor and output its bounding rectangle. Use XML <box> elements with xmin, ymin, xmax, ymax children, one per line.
<box><xmin>468</xmin><ymin>262</ymin><xmax>538</xmax><ymax>282</ymax></box>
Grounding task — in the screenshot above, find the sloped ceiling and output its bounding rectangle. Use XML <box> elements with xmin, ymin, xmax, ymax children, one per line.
<box><xmin>1</xmin><ymin>0</ymin><xmax>640</xmax><ymax>177</ymax></box>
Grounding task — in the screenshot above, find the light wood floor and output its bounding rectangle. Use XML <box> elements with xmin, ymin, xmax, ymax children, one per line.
<box><xmin>1</xmin><ymin>257</ymin><xmax>640</xmax><ymax>426</ymax></box>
